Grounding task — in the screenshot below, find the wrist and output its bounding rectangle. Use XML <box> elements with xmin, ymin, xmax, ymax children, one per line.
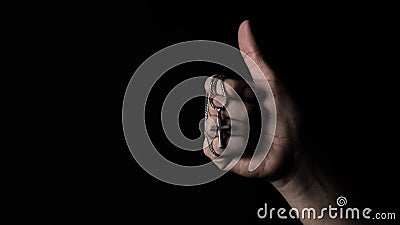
<box><xmin>271</xmin><ymin>151</ymin><xmax>336</xmax><ymax>210</ymax></box>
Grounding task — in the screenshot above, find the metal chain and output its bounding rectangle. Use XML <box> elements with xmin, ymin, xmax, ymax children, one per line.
<box><xmin>204</xmin><ymin>74</ymin><xmax>228</xmax><ymax>157</ymax></box>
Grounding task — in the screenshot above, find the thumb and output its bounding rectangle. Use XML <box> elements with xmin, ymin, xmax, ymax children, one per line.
<box><xmin>238</xmin><ymin>20</ymin><xmax>276</xmax><ymax>82</ymax></box>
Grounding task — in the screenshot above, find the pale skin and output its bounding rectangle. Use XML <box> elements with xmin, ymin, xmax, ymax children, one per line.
<box><xmin>203</xmin><ymin>20</ymin><xmax>370</xmax><ymax>225</ymax></box>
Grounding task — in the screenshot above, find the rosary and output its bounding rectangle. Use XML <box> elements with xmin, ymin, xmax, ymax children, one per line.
<box><xmin>204</xmin><ymin>75</ymin><xmax>230</xmax><ymax>157</ymax></box>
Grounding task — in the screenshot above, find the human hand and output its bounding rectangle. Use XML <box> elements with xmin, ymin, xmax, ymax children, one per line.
<box><xmin>203</xmin><ymin>20</ymin><xmax>302</xmax><ymax>182</ymax></box>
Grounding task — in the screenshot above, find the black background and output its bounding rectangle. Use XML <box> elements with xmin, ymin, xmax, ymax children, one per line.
<box><xmin>2</xmin><ymin>3</ymin><xmax>399</xmax><ymax>224</ymax></box>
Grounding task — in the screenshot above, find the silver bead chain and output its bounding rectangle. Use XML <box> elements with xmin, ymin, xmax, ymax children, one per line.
<box><xmin>204</xmin><ymin>74</ymin><xmax>227</xmax><ymax>157</ymax></box>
